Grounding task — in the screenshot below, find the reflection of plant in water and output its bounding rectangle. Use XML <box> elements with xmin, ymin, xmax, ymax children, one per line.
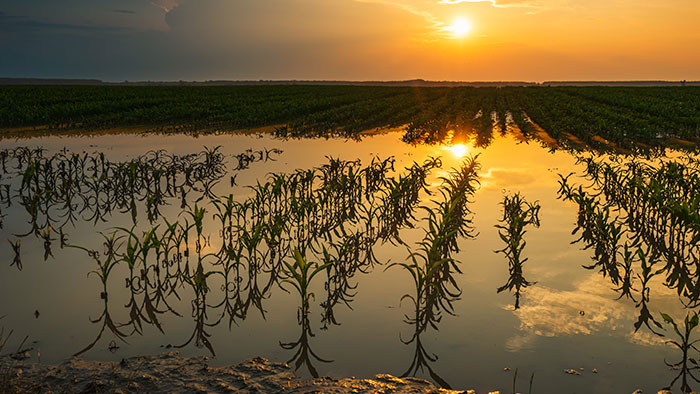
<box><xmin>119</xmin><ymin>225</ymin><xmax>168</xmax><ymax>336</ymax></box>
<box><xmin>55</xmin><ymin>155</ymin><xmax>395</xmax><ymax>354</ymax></box>
<box><xmin>559</xmin><ymin>175</ymin><xmax>625</xmax><ymax>285</ymax></box>
<box><xmin>395</xmin><ymin>242</ymin><xmax>453</xmax><ymax>335</ymax></box>
<box><xmin>560</xmin><ymin>157</ymin><xmax>700</xmax><ymax>306</ymax></box>
<box><xmin>393</xmin><ymin>156</ymin><xmax>480</xmax><ymax>333</ymax></box>
<box><xmin>233</xmin><ymin>148</ymin><xmax>282</xmax><ymax>171</ymax></box>
<box><xmin>395</xmin><ymin>238</ymin><xmax>457</xmax><ymax>388</ymax></box>
<box><xmin>280</xmin><ymin>306</ymin><xmax>332</xmax><ymax>379</ymax></box>
<box><xmin>567</xmin><ymin>156</ymin><xmax>700</xmax><ymax>303</ymax></box>
<box><xmin>495</xmin><ymin>193</ymin><xmax>540</xmax><ymax>310</ymax></box>
<box><xmin>631</xmin><ymin>247</ymin><xmax>665</xmax><ymax>335</ymax></box>
<box><xmin>0</xmin><ymin>146</ymin><xmax>278</xmax><ymax>245</ymax></box>
<box><xmin>280</xmin><ymin>249</ymin><xmax>333</xmax><ymax>378</ymax></box>
<box><xmin>39</xmin><ymin>226</ymin><xmax>54</xmax><ymax>261</ymax></box>
<box><xmin>173</xmin><ymin>204</ymin><xmax>221</xmax><ymax>355</ymax></box>
<box><xmin>376</xmin><ymin>157</ymin><xmax>441</xmax><ymax>245</ymax></box>
<box><xmin>8</xmin><ymin>240</ymin><xmax>21</xmax><ymax>271</ymax></box>
<box><xmin>401</xmin><ymin>325</ymin><xmax>452</xmax><ymax>389</ymax></box>
<box><xmin>320</xmin><ymin>238</ymin><xmax>364</xmax><ymax>328</ymax></box>
<box><xmin>176</xmin><ymin>260</ymin><xmax>219</xmax><ymax>356</ymax></box>
<box><xmin>68</xmin><ymin>233</ymin><xmax>129</xmax><ymax>357</ymax></box>
<box><xmin>391</xmin><ymin>155</ymin><xmax>480</xmax><ymax>388</ymax></box>
<box><xmin>661</xmin><ymin>312</ymin><xmax>700</xmax><ymax>393</ymax></box>
<box><xmin>560</xmin><ymin>173</ymin><xmax>647</xmax><ymax>330</ymax></box>
<box><xmin>0</xmin><ymin>145</ymin><xmax>286</xmax><ymax>340</ymax></box>
<box><xmin>1</xmin><ymin>148</ymin><xmax>449</xmax><ymax>377</ymax></box>
<box><xmin>560</xmin><ymin>156</ymin><xmax>700</xmax><ymax>392</ymax></box>
<box><xmin>0</xmin><ymin>316</ymin><xmax>13</xmax><ymax>354</ymax></box>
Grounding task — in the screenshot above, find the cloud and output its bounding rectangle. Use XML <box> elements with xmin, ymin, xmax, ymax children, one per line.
<box><xmin>479</xmin><ymin>167</ymin><xmax>537</xmax><ymax>189</ymax></box>
<box><xmin>113</xmin><ymin>9</ymin><xmax>137</xmax><ymax>15</ymax></box>
<box><xmin>354</xmin><ymin>0</ymin><xmax>437</xmax><ymax>19</ymax></box>
<box><xmin>150</xmin><ymin>0</ymin><xmax>180</xmax><ymax>13</ymax></box>
<box><xmin>512</xmin><ymin>277</ymin><xmax>629</xmax><ymax>338</ymax></box>
<box><xmin>504</xmin><ymin>273</ymin><xmax>681</xmax><ymax>351</ymax></box>
<box><xmin>353</xmin><ymin>0</ymin><xmax>441</xmax><ymax>28</ymax></box>
<box><xmin>0</xmin><ymin>12</ymin><xmax>129</xmax><ymax>33</ymax></box>
<box><xmin>437</xmin><ymin>0</ymin><xmax>577</xmax><ymax>12</ymax></box>
<box><xmin>438</xmin><ymin>0</ymin><xmax>541</xmax><ymax>8</ymax></box>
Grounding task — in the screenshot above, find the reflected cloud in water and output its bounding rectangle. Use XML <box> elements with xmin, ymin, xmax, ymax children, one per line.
<box><xmin>506</xmin><ymin>274</ymin><xmax>680</xmax><ymax>351</ymax></box>
<box><xmin>479</xmin><ymin>168</ymin><xmax>537</xmax><ymax>190</ymax></box>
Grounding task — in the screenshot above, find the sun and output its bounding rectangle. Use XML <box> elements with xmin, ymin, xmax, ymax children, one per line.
<box><xmin>447</xmin><ymin>144</ymin><xmax>468</xmax><ymax>158</ymax></box>
<box><xmin>445</xmin><ymin>17</ymin><xmax>472</xmax><ymax>38</ymax></box>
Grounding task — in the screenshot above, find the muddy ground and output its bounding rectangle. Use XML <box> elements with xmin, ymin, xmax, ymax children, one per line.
<box><xmin>1</xmin><ymin>352</ymin><xmax>474</xmax><ymax>393</ymax></box>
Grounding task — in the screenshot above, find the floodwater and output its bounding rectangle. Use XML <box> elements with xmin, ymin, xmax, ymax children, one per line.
<box><xmin>0</xmin><ymin>129</ymin><xmax>689</xmax><ymax>393</ymax></box>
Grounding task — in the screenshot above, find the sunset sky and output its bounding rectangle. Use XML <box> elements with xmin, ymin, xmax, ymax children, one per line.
<box><xmin>1</xmin><ymin>0</ymin><xmax>698</xmax><ymax>81</ymax></box>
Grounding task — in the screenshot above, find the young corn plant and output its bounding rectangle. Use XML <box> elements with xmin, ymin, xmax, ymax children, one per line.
<box><xmin>661</xmin><ymin>312</ymin><xmax>700</xmax><ymax>393</ymax></box>
<box><xmin>67</xmin><ymin>232</ymin><xmax>129</xmax><ymax>357</ymax></box>
<box><xmin>391</xmin><ymin>155</ymin><xmax>480</xmax><ymax>336</ymax></box>
<box><xmin>281</xmin><ymin>249</ymin><xmax>332</xmax><ymax>318</ymax></box>
<box><xmin>392</xmin><ymin>154</ymin><xmax>480</xmax><ymax>390</ymax></box>
<box><xmin>495</xmin><ymin>193</ymin><xmax>540</xmax><ymax>310</ymax></box>
<box><xmin>633</xmin><ymin>247</ymin><xmax>665</xmax><ymax>335</ymax></box>
<box><xmin>175</xmin><ymin>262</ymin><xmax>220</xmax><ymax>356</ymax></box>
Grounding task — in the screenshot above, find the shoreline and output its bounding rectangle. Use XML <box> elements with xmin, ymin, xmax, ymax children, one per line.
<box><xmin>1</xmin><ymin>352</ymin><xmax>470</xmax><ymax>394</ymax></box>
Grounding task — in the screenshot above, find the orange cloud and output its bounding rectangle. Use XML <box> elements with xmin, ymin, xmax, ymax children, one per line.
<box><xmin>150</xmin><ymin>0</ymin><xmax>180</xmax><ymax>13</ymax></box>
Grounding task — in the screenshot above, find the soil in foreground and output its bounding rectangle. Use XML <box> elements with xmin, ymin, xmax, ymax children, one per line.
<box><xmin>1</xmin><ymin>352</ymin><xmax>469</xmax><ymax>394</ymax></box>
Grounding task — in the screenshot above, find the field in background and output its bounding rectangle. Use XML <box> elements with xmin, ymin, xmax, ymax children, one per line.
<box><xmin>2</xmin><ymin>85</ymin><xmax>699</xmax><ymax>152</ymax></box>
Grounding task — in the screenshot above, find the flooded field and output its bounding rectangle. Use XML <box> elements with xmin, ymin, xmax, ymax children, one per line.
<box><xmin>0</xmin><ymin>123</ymin><xmax>698</xmax><ymax>393</ymax></box>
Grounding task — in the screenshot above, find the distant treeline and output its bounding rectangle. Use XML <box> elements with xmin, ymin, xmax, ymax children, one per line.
<box><xmin>1</xmin><ymin>77</ymin><xmax>698</xmax><ymax>87</ymax></box>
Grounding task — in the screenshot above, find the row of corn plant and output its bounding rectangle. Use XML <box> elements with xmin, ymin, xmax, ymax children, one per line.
<box><xmin>559</xmin><ymin>155</ymin><xmax>700</xmax><ymax>393</ymax></box>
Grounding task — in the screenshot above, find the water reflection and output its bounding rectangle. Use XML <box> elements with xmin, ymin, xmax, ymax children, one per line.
<box><xmin>400</xmin><ymin>323</ymin><xmax>451</xmax><ymax>389</ymax></box>
<box><xmin>0</xmin><ymin>147</ymin><xmax>453</xmax><ymax>376</ymax></box>
<box><xmin>279</xmin><ymin>249</ymin><xmax>332</xmax><ymax>378</ymax></box>
<box><xmin>2</xmin><ymin>132</ymin><xmax>700</xmax><ymax>392</ymax></box>
<box><xmin>661</xmin><ymin>312</ymin><xmax>700</xmax><ymax>392</ymax></box>
<box><xmin>559</xmin><ymin>154</ymin><xmax>700</xmax><ymax>392</ymax></box>
<box><xmin>390</xmin><ymin>155</ymin><xmax>481</xmax><ymax>389</ymax></box>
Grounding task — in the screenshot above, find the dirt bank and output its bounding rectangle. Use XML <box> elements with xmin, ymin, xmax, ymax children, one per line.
<box><xmin>1</xmin><ymin>352</ymin><xmax>471</xmax><ymax>393</ymax></box>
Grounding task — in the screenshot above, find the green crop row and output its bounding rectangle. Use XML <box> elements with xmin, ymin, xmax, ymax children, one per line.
<box><xmin>2</xmin><ymin>85</ymin><xmax>699</xmax><ymax>151</ymax></box>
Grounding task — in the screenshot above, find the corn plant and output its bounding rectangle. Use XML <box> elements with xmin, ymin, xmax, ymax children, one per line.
<box><xmin>281</xmin><ymin>249</ymin><xmax>332</xmax><ymax>316</ymax></box>
<box><xmin>391</xmin><ymin>155</ymin><xmax>480</xmax><ymax>336</ymax></box>
<box><xmin>495</xmin><ymin>193</ymin><xmax>540</xmax><ymax>310</ymax></box>
<box><xmin>660</xmin><ymin>312</ymin><xmax>700</xmax><ymax>393</ymax></box>
<box><xmin>67</xmin><ymin>233</ymin><xmax>129</xmax><ymax>357</ymax></box>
